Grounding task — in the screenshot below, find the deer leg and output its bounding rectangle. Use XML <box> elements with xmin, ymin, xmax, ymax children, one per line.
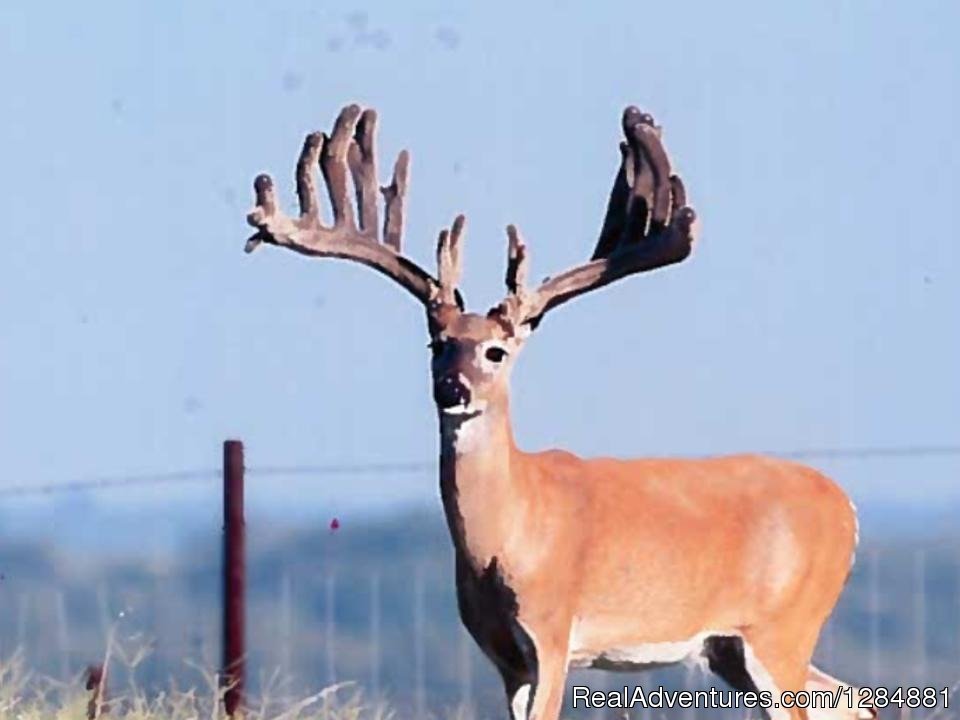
<box><xmin>703</xmin><ymin>635</ymin><xmax>761</xmax><ymax>693</ymax></box>
<box><xmin>518</xmin><ymin>629</ymin><xmax>569</xmax><ymax>720</ymax></box>
<box><xmin>805</xmin><ymin>665</ymin><xmax>877</xmax><ymax>720</ymax></box>
<box><xmin>526</xmin><ymin>653</ymin><xmax>567</xmax><ymax>720</ymax></box>
<box><xmin>496</xmin><ymin>623</ymin><xmax>568</xmax><ymax>720</ymax></box>
<box><xmin>741</xmin><ymin>629</ymin><xmax>816</xmax><ymax>720</ymax></box>
<box><xmin>500</xmin><ymin>667</ymin><xmax>535</xmax><ymax>720</ymax></box>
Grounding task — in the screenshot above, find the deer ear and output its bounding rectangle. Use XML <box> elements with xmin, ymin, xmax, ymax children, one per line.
<box><xmin>428</xmin><ymin>303</ymin><xmax>459</xmax><ymax>337</ymax></box>
<box><xmin>487</xmin><ymin>304</ymin><xmax>533</xmax><ymax>340</ymax></box>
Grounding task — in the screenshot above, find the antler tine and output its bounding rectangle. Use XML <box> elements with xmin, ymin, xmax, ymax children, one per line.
<box><xmin>296</xmin><ymin>132</ymin><xmax>324</xmax><ymax>220</ymax></box>
<box><xmin>491</xmin><ymin>223</ymin><xmax>534</xmax><ymax>329</ymax></box>
<box><xmin>245</xmin><ymin>173</ymin><xmax>290</xmax><ymax>254</ymax></box>
<box><xmin>347</xmin><ymin>108</ymin><xmax>379</xmax><ymax>236</ymax></box>
<box><xmin>513</xmin><ymin>107</ymin><xmax>696</xmax><ymax>326</ymax></box>
<box><xmin>436</xmin><ymin>215</ymin><xmax>465</xmax><ymax>307</ymax></box>
<box><xmin>320</xmin><ymin>104</ymin><xmax>361</xmax><ymax>230</ymax></box>
<box><xmin>505</xmin><ymin>224</ymin><xmax>529</xmax><ymax>297</ymax></box>
<box><xmin>591</xmin><ymin>140</ymin><xmax>632</xmax><ymax>260</ymax></box>
<box><xmin>245</xmin><ymin>104</ymin><xmax>446</xmax><ymax>309</ymax></box>
<box><xmin>381</xmin><ymin>150</ymin><xmax>409</xmax><ymax>252</ymax></box>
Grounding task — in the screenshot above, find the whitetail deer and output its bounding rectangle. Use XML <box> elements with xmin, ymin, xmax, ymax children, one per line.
<box><xmin>246</xmin><ymin>104</ymin><xmax>875</xmax><ymax>720</ymax></box>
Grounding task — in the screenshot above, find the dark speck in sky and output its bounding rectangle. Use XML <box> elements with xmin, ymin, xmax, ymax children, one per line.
<box><xmin>111</xmin><ymin>98</ymin><xmax>125</xmax><ymax>115</ymax></box>
<box><xmin>327</xmin><ymin>36</ymin><xmax>345</xmax><ymax>53</ymax></box>
<box><xmin>345</xmin><ymin>10</ymin><xmax>368</xmax><ymax>32</ymax></box>
<box><xmin>339</xmin><ymin>11</ymin><xmax>391</xmax><ymax>51</ymax></box>
<box><xmin>354</xmin><ymin>28</ymin><xmax>392</xmax><ymax>50</ymax></box>
<box><xmin>183</xmin><ymin>396</ymin><xmax>203</xmax><ymax>415</ymax></box>
<box><xmin>281</xmin><ymin>71</ymin><xmax>304</xmax><ymax>93</ymax></box>
<box><xmin>435</xmin><ymin>26</ymin><xmax>461</xmax><ymax>50</ymax></box>
<box><xmin>368</xmin><ymin>29</ymin><xmax>391</xmax><ymax>50</ymax></box>
<box><xmin>453</xmin><ymin>160</ymin><xmax>463</xmax><ymax>176</ymax></box>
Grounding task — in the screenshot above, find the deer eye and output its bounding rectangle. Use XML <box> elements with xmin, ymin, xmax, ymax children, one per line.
<box><xmin>485</xmin><ymin>346</ymin><xmax>508</xmax><ymax>363</ymax></box>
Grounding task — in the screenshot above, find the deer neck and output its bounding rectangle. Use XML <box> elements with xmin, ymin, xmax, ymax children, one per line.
<box><xmin>438</xmin><ymin>398</ymin><xmax>526</xmax><ymax>568</ymax></box>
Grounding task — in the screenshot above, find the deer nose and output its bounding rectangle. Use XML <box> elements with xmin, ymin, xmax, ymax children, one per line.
<box><xmin>434</xmin><ymin>375</ymin><xmax>471</xmax><ymax>409</ymax></box>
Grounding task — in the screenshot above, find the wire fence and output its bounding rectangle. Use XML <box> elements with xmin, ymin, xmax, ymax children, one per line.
<box><xmin>2</xmin><ymin>544</ymin><xmax>958</xmax><ymax>718</ymax></box>
<box><xmin>2</xmin><ymin>444</ymin><xmax>958</xmax><ymax>498</ymax></box>
<box><xmin>1</xmin><ymin>445</ymin><xmax>958</xmax><ymax>717</ymax></box>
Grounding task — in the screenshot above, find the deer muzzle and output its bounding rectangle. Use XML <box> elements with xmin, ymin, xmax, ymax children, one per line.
<box><xmin>434</xmin><ymin>375</ymin><xmax>473</xmax><ymax>412</ymax></box>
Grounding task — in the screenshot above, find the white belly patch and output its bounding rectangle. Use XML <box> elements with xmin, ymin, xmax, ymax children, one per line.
<box><xmin>569</xmin><ymin>630</ymin><xmax>736</xmax><ymax>671</ymax></box>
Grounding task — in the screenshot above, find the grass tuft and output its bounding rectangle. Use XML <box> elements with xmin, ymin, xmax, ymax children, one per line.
<box><xmin>0</xmin><ymin>648</ymin><xmax>401</xmax><ymax>720</ymax></box>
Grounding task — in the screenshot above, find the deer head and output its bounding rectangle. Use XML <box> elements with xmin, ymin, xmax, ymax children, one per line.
<box><xmin>246</xmin><ymin>104</ymin><xmax>696</xmax><ymax>424</ymax></box>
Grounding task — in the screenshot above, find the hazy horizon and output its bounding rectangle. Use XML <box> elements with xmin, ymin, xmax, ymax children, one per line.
<box><xmin>1</xmin><ymin>0</ymin><xmax>957</xmax><ymax>544</ymax></box>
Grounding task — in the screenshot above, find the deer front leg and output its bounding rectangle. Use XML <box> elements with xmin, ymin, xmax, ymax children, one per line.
<box><xmin>505</xmin><ymin>622</ymin><xmax>568</xmax><ymax>720</ymax></box>
<box><xmin>526</xmin><ymin>648</ymin><xmax>568</xmax><ymax>720</ymax></box>
<box><xmin>805</xmin><ymin>666</ymin><xmax>877</xmax><ymax>720</ymax></box>
<box><xmin>495</xmin><ymin>629</ymin><xmax>567</xmax><ymax>720</ymax></box>
<box><xmin>495</xmin><ymin>619</ymin><xmax>569</xmax><ymax>720</ymax></box>
<box><xmin>500</xmin><ymin>669</ymin><xmax>533</xmax><ymax>720</ymax></box>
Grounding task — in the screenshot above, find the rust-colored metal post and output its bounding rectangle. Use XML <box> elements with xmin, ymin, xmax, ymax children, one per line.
<box><xmin>222</xmin><ymin>440</ymin><xmax>246</xmax><ymax>716</ymax></box>
<box><xmin>85</xmin><ymin>663</ymin><xmax>107</xmax><ymax>719</ymax></box>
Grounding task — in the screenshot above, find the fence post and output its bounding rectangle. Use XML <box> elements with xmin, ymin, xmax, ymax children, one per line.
<box><xmin>222</xmin><ymin>439</ymin><xmax>246</xmax><ymax>716</ymax></box>
<box><xmin>914</xmin><ymin>549</ymin><xmax>926</xmax><ymax>684</ymax></box>
<box><xmin>280</xmin><ymin>570</ymin><xmax>292</xmax><ymax>683</ymax></box>
<box><xmin>325</xmin><ymin>572</ymin><xmax>337</xmax><ymax>685</ymax></box>
<box><xmin>459</xmin><ymin>624</ymin><xmax>472</xmax><ymax>716</ymax></box>
<box><xmin>869</xmin><ymin>549</ymin><xmax>880</xmax><ymax>685</ymax></box>
<box><xmin>820</xmin><ymin>615</ymin><xmax>834</xmax><ymax>667</ymax></box>
<box><xmin>370</xmin><ymin>571</ymin><xmax>381</xmax><ymax>699</ymax></box>
<box><xmin>414</xmin><ymin>565</ymin><xmax>425</xmax><ymax>719</ymax></box>
<box><xmin>16</xmin><ymin>593</ymin><xmax>28</xmax><ymax>663</ymax></box>
<box><xmin>56</xmin><ymin>590</ymin><xmax>71</xmax><ymax>680</ymax></box>
<box><xmin>685</xmin><ymin>665</ymin><xmax>697</xmax><ymax>720</ymax></box>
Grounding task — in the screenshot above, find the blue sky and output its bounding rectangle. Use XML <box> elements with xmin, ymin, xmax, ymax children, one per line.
<box><xmin>0</xmin><ymin>1</ymin><xmax>957</xmax><ymax>531</ymax></box>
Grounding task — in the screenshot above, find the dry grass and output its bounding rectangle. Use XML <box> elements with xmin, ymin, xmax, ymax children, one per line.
<box><xmin>0</xmin><ymin>648</ymin><xmax>404</xmax><ymax>720</ymax></box>
<box><xmin>2</xmin><ymin>643</ymin><xmax>956</xmax><ymax>720</ymax></box>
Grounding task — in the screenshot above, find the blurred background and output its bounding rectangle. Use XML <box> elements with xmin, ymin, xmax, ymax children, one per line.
<box><xmin>0</xmin><ymin>0</ymin><xmax>958</xmax><ymax>717</ymax></box>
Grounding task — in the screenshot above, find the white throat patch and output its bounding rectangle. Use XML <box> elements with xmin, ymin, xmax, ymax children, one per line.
<box><xmin>441</xmin><ymin>407</ymin><xmax>489</xmax><ymax>455</ymax></box>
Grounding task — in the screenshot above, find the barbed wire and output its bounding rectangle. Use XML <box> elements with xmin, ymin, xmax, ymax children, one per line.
<box><xmin>0</xmin><ymin>445</ymin><xmax>957</xmax><ymax>499</ymax></box>
<box><xmin>0</xmin><ymin>462</ymin><xmax>435</xmax><ymax>498</ymax></box>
